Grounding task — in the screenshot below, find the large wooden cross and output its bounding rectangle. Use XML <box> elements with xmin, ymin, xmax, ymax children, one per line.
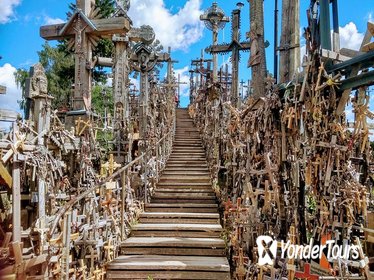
<box><xmin>40</xmin><ymin>0</ymin><xmax>130</xmax><ymax>111</ymax></box>
<box><xmin>130</xmin><ymin>43</ymin><xmax>170</xmax><ymax>140</ymax></box>
<box><xmin>205</xmin><ymin>9</ymin><xmax>250</xmax><ymax>107</ymax></box>
<box><xmin>200</xmin><ymin>2</ymin><xmax>229</xmax><ymax>81</ymax></box>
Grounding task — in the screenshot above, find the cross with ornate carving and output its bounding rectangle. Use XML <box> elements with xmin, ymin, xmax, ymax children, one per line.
<box><xmin>229</xmin><ymin>197</ymin><xmax>249</xmax><ymax>225</ymax></box>
<box><xmin>205</xmin><ymin>8</ymin><xmax>250</xmax><ymax>107</ymax></box>
<box><xmin>233</xmin><ymin>247</ymin><xmax>249</xmax><ymax>280</ymax></box>
<box><xmin>200</xmin><ymin>2</ymin><xmax>229</xmax><ymax>81</ymax></box>
<box><xmin>101</xmin><ymin>154</ymin><xmax>121</xmax><ymax>177</ymax></box>
<box><xmin>40</xmin><ymin>0</ymin><xmax>131</xmax><ymax>111</ymax></box>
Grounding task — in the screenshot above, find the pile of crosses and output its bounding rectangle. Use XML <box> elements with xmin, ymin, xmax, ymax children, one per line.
<box><xmin>0</xmin><ymin>1</ymin><xmax>177</xmax><ymax>279</ymax></box>
<box><xmin>190</xmin><ymin>1</ymin><xmax>374</xmax><ymax>279</ymax></box>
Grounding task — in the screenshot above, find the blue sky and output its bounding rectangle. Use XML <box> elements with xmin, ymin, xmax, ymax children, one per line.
<box><xmin>0</xmin><ymin>0</ymin><xmax>373</xmax><ymax>110</ymax></box>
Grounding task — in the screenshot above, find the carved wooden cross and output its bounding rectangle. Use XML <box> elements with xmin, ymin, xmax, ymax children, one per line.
<box><xmin>200</xmin><ymin>2</ymin><xmax>229</xmax><ymax>81</ymax></box>
<box><xmin>233</xmin><ymin>247</ymin><xmax>249</xmax><ymax>280</ymax></box>
<box><xmin>40</xmin><ymin>0</ymin><xmax>130</xmax><ymax>111</ymax></box>
<box><xmin>294</xmin><ymin>263</ymin><xmax>319</xmax><ymax>280</ymax></box>
<box><xmin>101</xmin><ymin>154</ymin><xmax>121</xmax><ymax>177</ymax></box>
<box><xmin>130</xmin><ymin>43</ymin><xmax>170</xmax><ymax>140</ymax></box>
<box><xmin>317</xmin><ymin>135</ymin><xmax>347</xmax><ymax>187</ymax></box>
<box><xmin>205</xmin><ymin>8</ymin><xmax>250</xmax><ymax>107</ymax></box>
<box><xmin>229</xmin><ymin>197</ymin><xmax>249</xmax><ymax>225</ymax></box>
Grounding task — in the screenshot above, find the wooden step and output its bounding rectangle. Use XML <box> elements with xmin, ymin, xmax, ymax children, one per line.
<box><xmin>107</xmin><ymin>255</ymin><xmax>230</xmax><ymax>280</ymax></box>
<box><xmin>130</xmin><ymin>223</ymin><xmax>222</xmax><ymax>237</ymax></box>
<box><xmin>153</xmin><ymin>192</ymin><xmax>215</xmax><ymax>198</ymax></box>
<box><xmin>162</xmin><ymin>171</ymin><xmax>209</xmax><ymax>175</ymax></box>
<box><xmin>121</xmin><ymin>237</ymin><xmax>225</xmax><ymax>256</ymax></box>
<box><xmin>167</xmin><ymin>160</ymin><xmax>207</xmax><ymax>165</ymax></box>
<box><xmin>169</xmin><ymin>154</ymin><xmax>206</xmax><ymax>158</ymax></box>
<box><xmin>145</xmin><ymin>203</ymin><xmax>218</xmax><ymax>213</ymax></box>
<box><xmin>139</xmin><ymin>212</ymin><xmax>220</xmax><ymax>224</ymax></box>
<box><xmin>155</xmin><ymin>188</ymin><xmax>213</xmax><ymax>193</ymax></box>
<box><xmin>159</xmin><ymin>177</ymin><xmax>210</xmax><ymax>183</ymax></box>
<box><xmin>157</xmin><ymin>182</ymin><xmax>211</xmax><ymax>187</ymax></box>
<box><xmin>164</xmin><ymin>166</ymin><xmax>209</xmax><ymax>171</ymax></box>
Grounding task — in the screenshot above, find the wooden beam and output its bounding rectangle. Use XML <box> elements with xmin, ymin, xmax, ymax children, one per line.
<box><xmin>0</xmin><ymin>85</ymin><xmax>6</xmax><ymax>95</ymax></box>
<box><xmin>40</xmin><ymin>17</ymin><xmax>130</xmax><ymax>40</ymax></box>
<box><xmin>0</xmin><ymin>161</ymin><xmax>12</xmax><ymax>188</ymax></box>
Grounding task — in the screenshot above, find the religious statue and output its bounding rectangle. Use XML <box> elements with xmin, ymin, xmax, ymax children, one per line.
<box><xmin>28</xmin><ymin>63</ymin><xmax>48</xmax><ymax>98</ymax></box>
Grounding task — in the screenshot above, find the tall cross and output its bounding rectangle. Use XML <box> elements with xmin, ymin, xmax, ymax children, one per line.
<box><xmin>205</xmin><ymin>8</ymin><xmax>250</xmax><ymax>107</ymax></box>
<box><xmin>200</xmin><ymin>2</ymin><xmax>229</xmax><ymax>81</ymax></box>
<box><xmin>40</xmin><ymin>0</ymin><xmax>131</xmax><ymax>111</ymax></box>
<box><xmin>247</xmin><ymin>0</ymin><xmax>267</xmax><ymax>97</ymax></box>
<box><xmin>130</xmin><ymin>43</ymin><xmax>170</xmax><ymax>140</ymax></box>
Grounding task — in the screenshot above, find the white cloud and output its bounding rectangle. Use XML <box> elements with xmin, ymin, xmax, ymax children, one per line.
<box><xmin>0</xmin><ymin>0</ymin><xmax>21</xmax><ymax>24</ymax></box>
<box><xmin>339</xmin><ymin>22</ymin><xmax>364</xmax><ymax>50</ymax></box>
<box><xmin>173</xmin><ymin>66</ymin><xmax>190</xmax><ymax>97</ymax></box>
<box><xmin>128</xmin><ymin>0</ymin><xmax>204</xmax><ymax>51</ymax></box>
<box><xmin>0</xmin><ymin>63</ymin><xmax>22</xmax><ymax>112</ymax></box>
<box><xmin>43</xmin><ymin>16</ymin><xmax>64</xmax><ymax>25</ymax></box>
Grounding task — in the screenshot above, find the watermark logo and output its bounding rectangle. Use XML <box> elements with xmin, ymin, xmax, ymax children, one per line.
<box><xmin>257</xmin><ymin>235</ymin><xmax>277</xmax><ymax>266</ymax></box>
<box><xmin>256</xmin><ymin>236</ymin><xmax>359</xmax><ymax>266</ymax></box>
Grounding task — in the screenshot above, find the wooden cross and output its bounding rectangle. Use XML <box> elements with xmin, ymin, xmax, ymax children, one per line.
<box><xmin>40</xmin><ymin>0</ymin><xmax>130</xmax><ymax>111</ymax></box>
<box><xmin>317</xmin><ymin>135</ymin><xmax>347</xmax><ymax>187</ymax></box>
<box><xmin>101</xmin><ymin>154</ymin><xmax>121</xmax><ymax>177</ymax></box>
<box><xmin>233</xmin><ymin>247</ymin><xmax>249</xmax><ymax>280</ymax></box>
<box><xmin>200</xmin><ymin>2</ymin><xmax>229</xmax><ymax>81</ymax></box>
<box><xmin>205</xmin><ymin>8</ymin><xmax>250</xmax><ymax>107</ymax></box>
<box><xmin>229</xmin><ymin>197</ymin><xmax>249</xmax><ymax>225</ymax></box>
<box><xmin>130</xmin><ymin>43</ymin><xmax>170</xmax><ymax>141</ymax></box>
<box><xmin>223</xmin><ymin>198</ymin><xmax>234</xmax><ymax>225</ymax></box>
<box><xmin>287</xmin><ymin>226</ymin><xmax>296</xmax><ymax>280</ymax></box>
<box><xmin>75</xmin><ymin>117</ymin><xmax>91</xmax><ymax>136</ymax></box>
<box><xmin>294</xmin><ymin>263</ymin><xmax>319</xmax><ymax>280</ymax></box>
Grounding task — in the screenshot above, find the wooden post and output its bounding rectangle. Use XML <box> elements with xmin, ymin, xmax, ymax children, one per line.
<box><xmin>12</xmin><ymin>122</ymin><xmax>21</xmax><ymax>242</ymax></box>
<box><xmin>121</xmin><ymin>170</ymin><xmax>126</xmax><ymax>240</ymax></box>
<box><xmin>62</xmin><ymin>212</ymin><xmax>72</xmax><ymax>280</ymax></box>
<box><xmin>279</xmin><ymin>0</ymin><xmax>300</xmax><ymax>83</ymax></box>
<box><xmin>247</xmin><ymin>0</ymin><xmax>267</xmax><ymax>97</ymax></box>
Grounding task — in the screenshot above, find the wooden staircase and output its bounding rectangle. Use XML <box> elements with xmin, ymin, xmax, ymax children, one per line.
<box><xmin>107</xmin><ymin>109</ymin><xmax>230</xmax><ymax>279</ymax></box>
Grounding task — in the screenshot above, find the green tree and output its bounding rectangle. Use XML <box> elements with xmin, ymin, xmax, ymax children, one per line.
<box><xmin>14</xmin><ymin>68</ymin><xmax>29</xmax><ymax>114</ymax></box>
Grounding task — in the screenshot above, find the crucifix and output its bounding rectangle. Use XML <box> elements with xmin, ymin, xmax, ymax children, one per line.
<box><xmin>294</xmin><ymin>263</ymin><xmax>319</xmax><ymax>280</ymax></box>
<box><xmin>200</xmin><ymin>2</ymin><xmax>229</xmax><ymax>82</ymax></box>
<box><xmin>317</xmin><ymin>135</ymin><xmax>348</xmax><ymax>188</ymax></box>
<box><xmin>130</xmin><ymin>43</ymin><xmax>170</xmax><ymax>141</ymax></box>
<box><xmin>205</xmin><ymin>7</ymin><xmax>250</xmax><ymax>107</ymax></box>
<box><xmin>40</xmin><ymin>0</ymin><xmax>131</xmax><ymax>111</ymax></box>
<box><xmin>191</xmin><ymin>51</ymin><xmax>213</xmax><ymax>88</ymax></box>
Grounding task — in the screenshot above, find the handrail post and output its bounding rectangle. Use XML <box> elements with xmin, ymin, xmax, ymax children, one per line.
<box><xmin>121</xmin><ymin>170</ymin><xmax>126</xmax><ymax>241</ymax></box>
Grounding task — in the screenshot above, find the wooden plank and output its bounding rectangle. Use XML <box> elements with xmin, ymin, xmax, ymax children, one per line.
<box><xmin>40</xmin><ymin>18</ymin><xmax>131</xmax><ymax>40</ymax></box>
<box><xmin>132</xmin><ymin>223</ymin><xmax>222</xmax><ymax>231</ymax></box>
<box><xmin>122</xmin><ymin>237</ymin><xmax>224</xmax><ymax>247</ymax></box>
<box><xmin>140</xmin><ymin>212</ymin><xmax>219</xmax><ymax>218</ymax></box>
<box><xmin>107</xmin><ymin>270</ymin><xmax>230</xmax><ymax>279</ymax></box>
<box><xmin>145</xmin><ymin>203</ymin><xmax>217</xmax><ymax>208</ymax></box>
<box><xmin>121</xmin><ymin>247</ymin><xmax>226</xmax><ymax>256</ymax></box>
<box><xmin>0</xmin><ymin>161</ymin><xmax>12</xmax><ymax>188</ymax></box>
<box><xmin>108</xmin><ymin>255</ymin><xmax>229</xmax><ymax>271</ymax></box>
